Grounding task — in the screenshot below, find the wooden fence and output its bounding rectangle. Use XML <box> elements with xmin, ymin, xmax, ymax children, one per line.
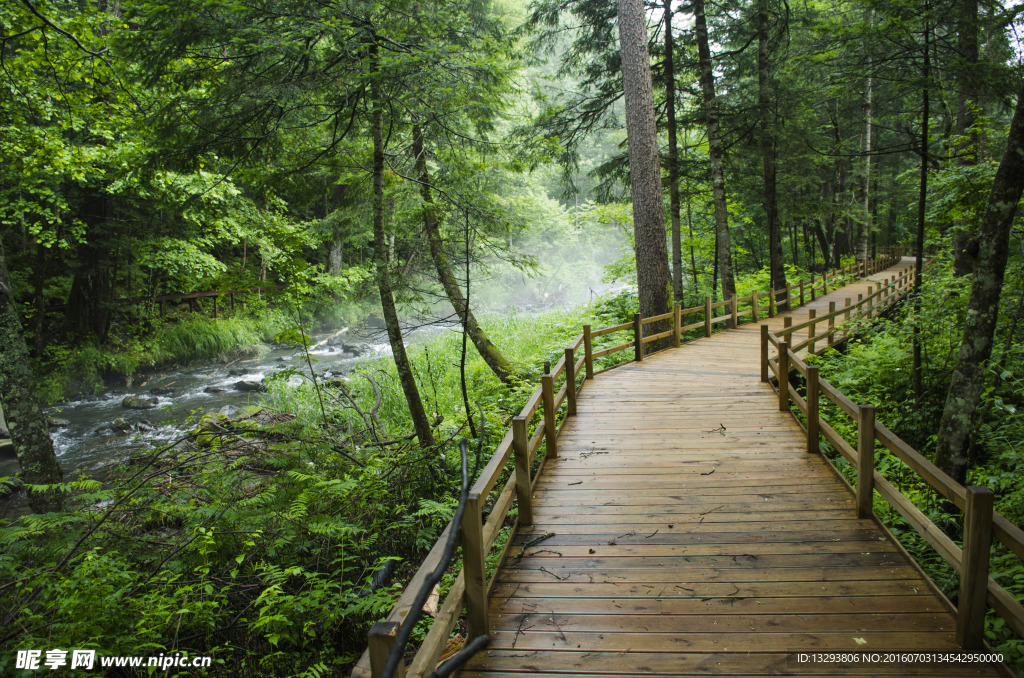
<box><xmin>762</xmin><ymin>265</ymin><xmax>1024</xmax><ymax>652</ymax></box>
<box><xmin>351</xmin><ymin>249</ymin><xmax>907</xmax><ymax>678</ymax></box>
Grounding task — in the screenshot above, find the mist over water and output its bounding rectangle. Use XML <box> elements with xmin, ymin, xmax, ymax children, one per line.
<box><xmin>0</xmin><ymin>214</ymin><xmax>634</xmax><ymax>488</ymax></box>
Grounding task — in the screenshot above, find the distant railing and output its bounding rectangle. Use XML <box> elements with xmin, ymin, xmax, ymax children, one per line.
<box><xmin>762</xmin><ymin>265</ymin><xmax>1024</xmax><ymax>652</ymax></box>
<box><xmin>351</xmin><ymin>248</ymin><xmax>907</xmax><ymax>678</ymax></box>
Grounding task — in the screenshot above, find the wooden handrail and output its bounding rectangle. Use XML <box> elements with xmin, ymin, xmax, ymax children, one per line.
<box><xmin>761</xmin><ymin>257</ymin><xmax>1024</xmax><ymax>655</ymax></box>
<box><xmin>353</xmin><ymin>248</ymin><xmax>908</xmax><ymax>678</ymax></box>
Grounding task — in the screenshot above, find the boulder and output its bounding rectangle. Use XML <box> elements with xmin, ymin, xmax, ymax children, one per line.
<box><xmin>122</xmin><ymin>396</ymin><xmax>158</xmax><ymax>410</ymax></box>
<box><xmin>111</xmin><ymin>417</ymin><xmax>133</xmax><ymax>434</ymax></box>
<box><xmin>218</xmin><ymin>405</ymin><xmax>239</xmax><ymax>417</ymax></box>
<box><xmin>149</xmin><ymin>387</ymin><xmax>174</xmax><ymax>396</ymax></box>
<box><xmin>0</xmin><ymin>440</ymin><xmax>15</xmax><ymax>457</ymax></box>
<box><xmin>228</xmin><ymin>368</ymin><xmax>250</xmax><ymax>377</ymax></box>
<box><xmin>47</xmin><ymin>417</ymin><xmax>71</xmax><ymax>428</ymax></box>
<box><xmin>234</xmin><ymin>380</ymin><xmax>267</xmax><ymax>393</ymax></box>
<box><xmin>342</xmin><ymin>342</ymin><xmax>374</xmax><ymax>357</ymax></box>
<box><xmin>204</xmin><ymin>386</ymin><xmax>227</xmax><ymax>394</ymax></box>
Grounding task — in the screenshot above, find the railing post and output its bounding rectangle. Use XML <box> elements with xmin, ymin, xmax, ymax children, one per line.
<box><xmin>785</xmin><ymin>283</ymin><xmax>792</xmax><ymax>312</ymax></box>
<box><xmin>807</xmin><ymin>365</ymin><xmax>820</xmax><ymax>454</ymax></box>
<box><xmin>633</xmin><ymin>312</ymin><xmax>643</xmax><ymax>361</ymax></box>
<box><xmin>827</xmin><ymin>301</ymin><xmax>836</xmax><ymax>346</ymax></box>
<box><xmin>799</xmin><ymin>280</ymin><xmax>805</xmax><ymax>307</ymax></box>
<box><xmin>542</xmin><ymin>373</ymin><xmax>556</xmax><ymax>458</ymax></box>
<box><xmin>867</xmin><ymin>286</ymin><xmax>874</xmax><ymax>315</ymax></box>
<box><xmin>778</xmin><ymin>341</ymin><xmax>790</xmax><ymax>411</ymax></box>
<box><xmin>461</xmin><ymin>492</ymin><xmax>488</xmax><ymax>639</ymax></box>
<box><xmin>807</xmin><ymin>308</ymin><xmax>817</xmax><ymax>354</ymax></box>
<box><xmin>731</xmin><ymin>295</ymin><xmax>738</xmax><ymax>329</ymax></box>
<box><xmin>512</xmin><ymin>416</ymin><xmax>532</xmax><ymax>526</ymax></box>
<box><xmin>752</xmin><ymin>290</ymin><xmax>759</xmax><ymax>322</ymax></box>
<box><xmin>957</xmin><ymin>486</ymin><xmax>994</xmax><ymax>650</ymax></box>
<box><xmin>760</xmin><ymin>324</ymin><xmax>769</xmax><ymax>383</ymax></box>
<box><xmin>857</xmin><ymin>404</ymin><xmax>875</xmax><ymax>519</ymax></box>
<box><xmin>369</xmin><ymin>621</ymin><xmax>405</xmax><ymax>678</ymax></box>
<box><xmin>565</xmin><ymin>347</ymin><xmax>577</xmax><ymax>415</ymax></box>
<box><xmin>845</xmin><ymin>297</ymin><xmax>852</xmax><ymax>322</ymax></box>
<box><xmin>705</xmin><ymin>296</ymin><xmax>712</xmax><ymax>337</ymax></box>
<box><xmin>673</xmin><ymin>303</ymin><xmax>682</xmax><ymax>348</ymax></box>
<box><xmin>583</xmin><ymin>325</ymin><xmax>594</xmax><ymax>380</ymax></box>
<box><xmin>784</xmin><ymin>315</ymin><xmax>793</xmax><ymax>332</ymax></box>
<box><xmin>810</xmin><ymin>273</ymin><xmax>816</xmax><ymax>301</ymax></box>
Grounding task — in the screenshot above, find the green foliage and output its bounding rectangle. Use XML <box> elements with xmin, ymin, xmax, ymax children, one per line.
<box><xmin>810</xmin><ymin>253</ymin><xmax>1024</xmax><ymax>673</ymax></box>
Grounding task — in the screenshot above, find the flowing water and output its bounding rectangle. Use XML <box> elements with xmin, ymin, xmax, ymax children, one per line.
<box><xmin>0</xmin><ymin>323</ymin><xmax>452</xmax><ymax>483</ymax></box>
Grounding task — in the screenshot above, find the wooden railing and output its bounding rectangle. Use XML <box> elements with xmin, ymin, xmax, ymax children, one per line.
<box><xmin>762</xmin><ymin>264</ymin><xmax>1024</xmax><ymax>652</ymax></box>
<box><xmin>351</xmin><ymin>249</ymin><xmax>907</xmax><ymax>678</ymax></box>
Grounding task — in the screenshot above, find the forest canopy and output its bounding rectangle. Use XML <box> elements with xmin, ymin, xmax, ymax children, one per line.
<box><xmin>4</xmin><ymin>0</ymin><xmax>1024</xmax><ymax>674</ymax></box>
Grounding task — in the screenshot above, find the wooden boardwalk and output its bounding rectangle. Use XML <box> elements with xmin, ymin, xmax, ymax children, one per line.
<box><xmin>462</xmin><ymin>261</ymin><xmax>1005</xmax><ymax>677</ymax></box>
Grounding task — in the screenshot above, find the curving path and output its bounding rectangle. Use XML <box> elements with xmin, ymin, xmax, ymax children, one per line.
<box><xmin>462</xmin><ymin>259</ymin><xmax>1006</xmax><ymax>677</ymax></box>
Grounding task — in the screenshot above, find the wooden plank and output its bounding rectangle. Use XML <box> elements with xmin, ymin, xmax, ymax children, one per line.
<box><xmin>462</xmin><ymin>654</ymin><xmax>999</xmax><ymax>676</ymax></box>
<box><xmin>497</xmin><ymin>565</ymin><xmax>936</xmax><ymax>584</ymax></box>
<box><xmin>490</xmin><ymin>579</ymin><xmax>933</xmax><ymax>601</ymax></box>
<box><xmin>487</xmin><ymin>594</ymin><xmax>945</xmax><ymax>615</ymax></box>
<box><xmin>489</xmin><ymin>612</ymin><xmax>952</xmax><ymax>636</ymax></box>
<box><xmin>487</xmin><ymin>630</ymin><xmax>959</xmax><ymax>653</ymax></box>
<box><xmin>590</xmin><ymin>322</ymin><xmax>632</xmax><ymax>338</ymax></box>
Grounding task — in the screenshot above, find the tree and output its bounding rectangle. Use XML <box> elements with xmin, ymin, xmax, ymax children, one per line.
<box><xmin>412</xmin><ymin>127</ymin><xmax>520</xmax><ymax>386</ymax></box>
<box><xmin>664</xmin><ymin>0</ymin><xmax>684</xmax><ymax>303</ymax></box>
<box><xmin>933</xmin><ymin>80</ymin><xmax>1024</xmax><ymax>483</ymax></box>
<box><xmin>757</xmin><ymin>0</ymin><xmax>787</xmax><ymax>307</ymax></box>
<box><xmin>0</xmin><ymin>238</ymin><xmax>64</xmax><ymax>513</ymax></box>
<box><xmin>617</xmin><ymin>0</ymin><xmax>672</xmax><ymax>322</ymax></box>
<box><xmin>693</xmin><ymin>0</ymin><xmax>736</xmax><ymax>304</ymax></box>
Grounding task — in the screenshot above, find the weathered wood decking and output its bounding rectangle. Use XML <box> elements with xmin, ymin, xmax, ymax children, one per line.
<box><xmin>462</xmin><ymin>262</ymin><xmax>1005</xmax><ymax>677</ymax></box>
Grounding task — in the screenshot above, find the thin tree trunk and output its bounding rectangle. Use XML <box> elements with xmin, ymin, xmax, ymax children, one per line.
<box><xmin>412</xmin><ymin>126</ymin><xmax>519</xmax><ymax>385</ymax></box>
<box><xmin>758</xmin><ymin>0</ymin><xmax>786</xmax><ymax>309</ymax></box>
<box><xmin>694</xmin><ymin>0</ymin><xmax>735</xmax><ymax>306</ymax></box>
<box><xmin>617</xmin><ymin>0</ymin><xmax>672</xmax><ymax>329</ymax></box>
<box><xmin>664</xmin><ymin>0</ymin><xmax>683</xmax><ymax>303</ymax></box>
<box><xmin>913</xmin><ymin>14</ymin><xmax>930</xmax><ymax>398</ymax></box>
<box><xmin>685</xmin><ymin>178</ymin><xmax>699</xmax><ymax>298</ymax></box>
<box><xmin>860</xmin><ymin>14</ymin><xmax>874</xmax><ymax>264</ymax></box>
<box><xmin>957</xmin><ymin>0</ymin><xmax>980</xmax><ymax>161</ymax></box>
<box><xmin>371</xmin><ymin>65</ymin><xmax>434</xmax><ymax>449</ymax></box>
<box><xmin>0</xmin><ymin>237</ymin><xmax>64</xmax><ymax>513</ymax></box>
<box><xmin>934</xmin><ymin>78</ymin><xmax>1024</xmax><ymax>483</ymax></box>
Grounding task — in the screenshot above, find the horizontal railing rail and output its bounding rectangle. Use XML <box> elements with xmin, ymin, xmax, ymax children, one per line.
<box><xmin>352</xmin><ymin>248</ymin><xmax>908</xmax><ymax>678</ymax></box>
<box><xmin>762</xmin><ymin>263</ymin><xmax>1024</xmax><ymax>652</ymax></box>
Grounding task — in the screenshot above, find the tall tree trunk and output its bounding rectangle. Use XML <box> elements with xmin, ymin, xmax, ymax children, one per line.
<box><xmin>0</xmin><ymin>238</ymin><xmax>64</xmax><ymax>513</ymax></box>
<box><xmin>912</xmin><ymin>14</ymin><xmax>930</xmax><ymax>398</ymax></box>
<box><xmin>371</xmin><ymin>64</ymin><xmax>434</xmax><ymax>449</ymax></box>
<box><xmin>617</xmin><ymin>0</ymin><xmax>672</xmax><ymax>327</ymax></box>
<box><xmin>685</xmin><ymin>178</ymin><xmax>699</xmax><ymax>298</ymax></box>
<box><xmin>694</xmin><ymin>0</ymin><xmax>736</xmax><ymax>305</ymax></box>
<box><xmin>953</xmin><ymin>0</ymin><xmax>982</xmax><ymax>276</ymax></box>
<box><xmin>957</xmin><ymin>0</ymin><xmax>980</xmax><ymax>161</ymax></box>
<box><xmin>664</xmin><ymin>0</ymin><xmax>683</xmax><ymax>303</ymax></box>
<box><xmin>860</xmin><ymin>15</ymin><xmax>874</xmax><ymax>264</ymax></box>
<box><xmin>412</xmin><ymin>126</ymin><xmax>519</xmax><ymax>385</ymax></box>
<box><xmin>934</xmin><ymin>79</ymin><xmax>1024</xmax><ymax>483</ymax></box>
<box><xmin>758</xmin><ymin>0</ymin><xmax>786</xmax><ymax>309</ymax></box>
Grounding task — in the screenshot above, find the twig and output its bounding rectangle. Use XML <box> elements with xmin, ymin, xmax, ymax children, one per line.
<box><xmin>539</xmin><ymin>567</ymin><xmax>567</xmax><ymax>580</ymax></box>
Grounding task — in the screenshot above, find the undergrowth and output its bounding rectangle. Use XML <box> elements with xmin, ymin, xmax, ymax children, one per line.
<box><xmin>806</xmin><ymin>254</ymin><xmax>1024</xmax><ymax>674</ymax></box>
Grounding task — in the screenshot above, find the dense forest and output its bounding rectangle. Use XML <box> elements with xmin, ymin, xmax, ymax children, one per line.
<box><xmin>3</xmin><ymin>0</ymin><xmax>1024</xmax><ymax>674</ymax></box>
